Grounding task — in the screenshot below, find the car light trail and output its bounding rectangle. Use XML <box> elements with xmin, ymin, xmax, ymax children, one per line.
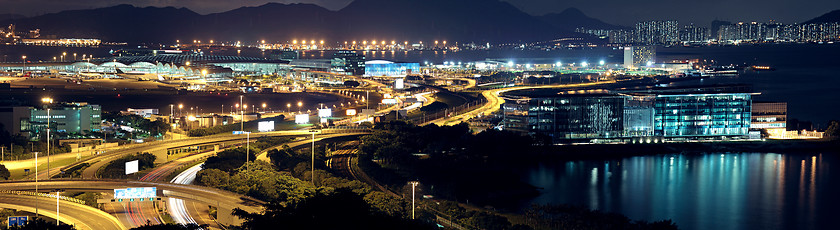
<box><xmin>167</xmin><ymin>163</ymin><xmax>204</xmax><ymax>227</ymax></box>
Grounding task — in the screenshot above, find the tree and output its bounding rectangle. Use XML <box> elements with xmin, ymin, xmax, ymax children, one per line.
<box><xmin>203</xmin><ymin>147</ymin><xmax>256</xmax><ymax>173</ymax></box>
<box><xmin>0</xmin><ymin>164</ymin><xmax>9</xmax><ymax>180</ymax></box>
<box><xmin>233</xmin><ymin>189</ymin><xmax>431</xmax><ymax>230</ymax></box>
<box><xmin>825</xmin><ymin>120</ymin><xmax>840</xmax><ymax>139</ymax></box>
<box><xmin>221</xmin><ymin>161</ymin><xmax>316</xmax><ymax>202</ymax></box>
<box><xmin>100</xmin><ymin>152</ymin><xmax>156</xmax><ymax>178</ymax></box>
<box><xmin>464</xmin><ymin>211</ymin><xmax>512</xmax><ymax>230</ymax></box>
<box><xmin>364</xmin><ymin>191</ymin><xmax>408</xmax><ymax>218</ymax></box>
<box><xmin>195</xmin><ymin>168</ymin><xmax>230</xmax><ymax>188</ymax></box>
<box><xmin>267</xmin><ymin>146</ymin><xmax>306</xmax><ymax>171</ymax></box>
<box><xmin>0</xmin><ymin>123</ymin><xmax>11</xmax><ymax>145</ymax></box>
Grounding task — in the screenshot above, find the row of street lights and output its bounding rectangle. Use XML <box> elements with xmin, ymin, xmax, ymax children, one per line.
<box><xmin>33</xmin><ymin>97</ymin><xmax>62</xmax><ymax>225</ymax></box>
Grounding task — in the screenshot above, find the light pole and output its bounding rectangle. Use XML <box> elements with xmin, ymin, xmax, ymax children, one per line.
<box><xmin>287</xmin><ymin>103</ymin><xmax>291</xmax><ymax>114</ymax></box>
<box><xmin>42</xmin><ymin>97</ymin><xmax>53</xmax><ymax>179</ymax></box>
<box><xmin>21</xmin><ymin>56</ymin><xmax>26</xmax><ymax>74</ymax></box>
<box><xmin>178</xmin><ymin>104</ymin><xmax>183</xmax><ymax>118</ymax></box>
<box><xmin>169</xmin><ymin>104</ymin><xmax>174</xmax><ymax>123</ymax></box>
<box><xmin>34</xmin><ymin>151</ymin><xmax>39</xmax><ymax>218</ymax></box>
<box><xmin>246</xmin><ymin>132</ymin><xmax>250</xmax><ymax>164</ymax></box>
<box><xmin>297</xmin><ymin>101</ymin><xmax>302</xmax><ymax>113</ymax></box>
<box><xmin>409</xmin><ymin>181</ymin><xmax>419</xmax><ymax>219</ymax></box>
<box><xmin>240</xmin><ymin>95</ymin><xmax>244</xmax><ymax>132</ymax></box>
<box><xmin>310</xmin><ymin>130</ymin><xmax>317</xmax><ymax>185</ymax></box>
<box><xmin>54</xmin><ymin>189</ymin><xmax>64</xmax><ymax>225</ymax></box>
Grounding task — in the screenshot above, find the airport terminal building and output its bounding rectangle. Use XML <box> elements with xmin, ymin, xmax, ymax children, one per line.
<box><xmin>0</xmin><ymin>54</ymin><xmax>291</xmax><ymax>83</ymax></box>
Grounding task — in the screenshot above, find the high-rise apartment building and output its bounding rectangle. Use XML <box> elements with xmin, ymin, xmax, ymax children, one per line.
<box><xmin>635</xmin><ymin>20</ymin><xmax>679</xmax><ymax>44</ymax></box>
<box><xmin>623</xmin><ymin>46</ymin><xmax>656</xmax><ymax>69</ymax></box>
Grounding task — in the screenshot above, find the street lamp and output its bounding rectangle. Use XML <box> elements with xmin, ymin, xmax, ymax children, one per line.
<box><xmin>287</xmin><ymin>103</ymin><xmax>291</xmax><ymax>114</ymax></box>
<box><xmin>310</xmin><ymin>130</ymin><xmax>318</xmax><ymax>185</ymax></box>
<box><xmin>54</xmin><ymin>189</ymin><xmax>64</xmax><ymax>225</ymax></box>
<box><xmin>409</xmin><ymin>181</ymin><xmax>419</xmax><ymax>219</ymax></box>
<box><xmin>21</xmin><ymin>56</ymin><xmax>26</xmax><ymax>73</ymax></box>
<box><xmin>178</xmin><ymin>104</ymin><xmax>183</xmax><ymax>117</ymax></box>
<box><xmin>246</xmin><ymin>132</ymin><xmax>250</xmax><ymax>164</ymax></box>
<box><xmin>297</xmin><ymin>101</ymin><xmax>302</xmax><ymax>113</ymax></box>
<box><xmin>42</xmin><ymin>97</ymin><xmax>53</xmax><ymax>180</ymax></box>
<box><xmin>34</xmin><ymin>151</ymin><xmax>39</xmax><ymax>218</ymax></box>
<box><xmin>240</xmin><ymin>95</ymin><xmax>244</xmax><ymax>132</ymax></box>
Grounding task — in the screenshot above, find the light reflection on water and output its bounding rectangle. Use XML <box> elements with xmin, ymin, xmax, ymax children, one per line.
<box><xmin>526</xmin><ymin>153</ymin><xmax>834</xmax><ymax>230</ymax></box>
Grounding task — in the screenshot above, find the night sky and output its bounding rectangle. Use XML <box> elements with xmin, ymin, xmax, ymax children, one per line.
<box><xmin>1</xmin><ymin>0</ymin><xmax>838</xmax><ymax>26</ymax></box>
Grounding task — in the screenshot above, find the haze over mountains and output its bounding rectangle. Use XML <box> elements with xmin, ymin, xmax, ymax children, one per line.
<box><xmin>0</xmin><ymin>0</ymin><xmax>837</xmax><ymax>44</ymax></box>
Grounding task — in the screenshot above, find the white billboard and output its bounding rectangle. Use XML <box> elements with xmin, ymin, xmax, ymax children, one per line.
<box><xmin>318</xmin><ymin>109</ymin><xmax>332</xmax><ymax>118</ymax></box>
<box><xmin>346</xmin><ymin>109</ymin><xmax>357</xmax><ymax>116</ymax></box>
<box><xmin>361</xmin><ymin>109</ymin><xmax>376</xmax><ymax>116</ymax></box>
<box><xmin>125</xmin><ymin>160</ymin><xmax>139</xmax><ymax>175</ymax></box>
<box><xmin>382</xmin><ymin>99</ymin><xmax>398</xmax><ymax>104</ymax></box>
<box><xmin>395</xmin><ymin>78</ymin><xmax>405</xmax><ymax>89</ymax></box>
<box><xmin>295</xmin><ymin>114</ymin><xmax>310</xmax><ymax>124</ymax></box>
<box><xmin>258</xmin><ymin>121</ymin><xmax>275</xmax><ymax>132</ymax></box>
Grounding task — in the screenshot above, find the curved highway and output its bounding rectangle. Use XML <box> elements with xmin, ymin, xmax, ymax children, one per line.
<box><xmin>0</xmin><ymin>180</ymin><xmax>265</xmax><ymax>214</ymax></box>
<box><xmin>0</xmin><ymin>193</ymin><xmax>127</xmax><ymax>230</ymax></box>
<box><xmin>17</xmin><ymin>130</ymin><xmax>315</xmax><ymax>180</ymax></box>
<box><xmin>79</xmin><ymin>130</ymin><xmax>320</xmax><ymax>178</ymax></box>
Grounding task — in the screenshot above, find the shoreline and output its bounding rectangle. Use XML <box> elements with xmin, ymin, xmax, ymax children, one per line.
<box><xmin>531</xmin><ymin>139</ymin><xmax>840</xmax><ymax>161</ymax></box>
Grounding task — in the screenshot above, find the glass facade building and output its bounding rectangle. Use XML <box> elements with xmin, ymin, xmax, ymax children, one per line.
<box><xmin>508</xmin><ymin>86</ymin><xmax>755</xmax><ymax>142</ymax></box>
<box><xmin>332</xmin><ymin>51</ymin><xmax>365</xmax><ymax>76</ymax></box>
<box><xmin>528</xmin><ymin>95</ymin><xmax>625</xmax><ymax>139</ymax></box>
<box><xmin>653</xmin><ymin>93</ymin><xmax>751</xmax><ymax>137</ymax></box>
<box><xmin>29</xmin><ymin>102</ymin><xmax>101</xmax><ymax>140</ymax></box>
<box><xmin>364</xmin><ymin>60</ymin><xmax>420</xmax><ymax>77</ymax></box>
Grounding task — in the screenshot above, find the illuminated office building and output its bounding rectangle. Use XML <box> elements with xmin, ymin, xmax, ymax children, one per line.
<box><xmin>29</xmin><ymin>102</ymin><xmax>102</xmax><ymax>139</ymax></box>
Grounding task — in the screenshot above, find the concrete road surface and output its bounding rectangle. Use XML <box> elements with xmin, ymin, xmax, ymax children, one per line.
<box><xmin>0</xmin><ymin>193</ymin><xmax>127</xmax><ymax>230</ymax></box>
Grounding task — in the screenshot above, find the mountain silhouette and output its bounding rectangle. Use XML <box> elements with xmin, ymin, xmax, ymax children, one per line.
<box><xmin>803</xmin><ymin>9</ymin><xmax>840</xmax><ymax>24</ymax></box>
<box><xmin>0</xmin><ymin>1</ymin><xmax>607</xmax><ymax>44</ymax></box>
<box><xmin>539</xmin><ymin>8</ymin><xmax>625</xmax><ymax>31</ymax></box>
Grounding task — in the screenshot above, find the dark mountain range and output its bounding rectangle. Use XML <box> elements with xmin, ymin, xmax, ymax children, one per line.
<box><xmin>2</xmin><ymin>4</ymin><xmax>202</xmax><ymax>43</ymax></box>
<box><xmin>0</xmin><ymin>14</ymin><xmax>25</xmax><ymax>21</ymax></box>
<box><xmin>335</xmin><ymin>0</ymin><xmax>570</xmax><ymax>42</ymax></box>
<box><xmin>539</xmin><ymin>8</ymin><xmax>626</xmax><ymax>31</ymax></box>
<box><xmin>200</xmin><ymin>3</ymin><xmax>336</xmax><ymax>43</ymax></box>
<box><xmin>0</xmin><ymin>0</ymin><xmax>596</xmax><ymax>44</ymax></box>
<box><xmin>803</xmin><ymin>9</ymin><xmax>840</xmax><ymax>24</ymax></box>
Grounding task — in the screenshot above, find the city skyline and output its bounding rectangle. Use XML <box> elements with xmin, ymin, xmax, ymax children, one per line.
<box><xmin>1</xmin><ymin>0</ymin><xmax>839</xmax><ymax>26</ymax></box>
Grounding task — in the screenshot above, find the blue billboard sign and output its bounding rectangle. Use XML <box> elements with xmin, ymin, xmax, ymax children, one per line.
<box><xmin>7</xmin><ymin>216</ymin><xmax>28</xmax><ymax>227</ymax></box>
<box><xmin>114</xmin><ymin>187</ymin><xmax>157</xmax><ymax>199</ymax></box>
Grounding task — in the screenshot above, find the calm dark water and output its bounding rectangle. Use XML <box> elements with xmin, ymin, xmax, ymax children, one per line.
<box><xmin>657</xmin><ymin>44</ymin><xmax>840</xmax><ymax>127</ymax></box>
<box><xmin>525</xmin><ymin>153</ymin><xmax>837</xmax><ymax>230</ymax></box>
